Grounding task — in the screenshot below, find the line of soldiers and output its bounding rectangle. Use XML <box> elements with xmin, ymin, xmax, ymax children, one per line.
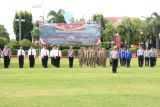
<box><xmin>137</xmin><ymin>46</ymin><xmax>158</xmax><ymax>67</ymax></box>
<box><xmin>78</xmin><ymin>46</ymin><xmax>107</xmax><ymax>67</ymax></box>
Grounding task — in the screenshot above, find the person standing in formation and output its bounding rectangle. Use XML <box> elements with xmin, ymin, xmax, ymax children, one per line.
<box><xmin>41</xmin><ymin>45</ymin><xmax>49</xmax><ymax>68</ymax></box>
<box><xmin>110</xmin><ymin>46</ymin><xmax>119</xmax><ymax>73</ymax></box>
<box><xmin>153</xmin><ymin>48</ymin><xmax>158</xmax><ymax>66</ymax></box>
<box><xmin>78</xmin><ymin>47</ymin><xmax>84</xmax><ymax>67</ymax></box>
<box><xmin>137</xmin><ymin>46</ymin><xmax>144</xmax><ymax>67</ymax></box>
<box><xmin>83</xmin><ymin>47</ymin><xmax>87</xmax><ymax>66</ymax></box>
<box><xmin>68</xmin><ymin>46</ymin><xmax>75</xmax><ymax>68</ymax></box>
<box><xmin>149</xmin><ymin>47</ymin><xmax>156</xmax><ymax>67</ymax></box>
<box><xmin>17</xmin><ymin>46</ymin><xmax>25</xmax><ymax>68</ymax></box>
<box><xmin>119</xmin><ymin>47</ymin><xmax>126</xmax><ymax>66</ymax></box>
<box><xmin>50</xmin><ymin>46</ymin><xmax>56</xmax><ymax>66</ymax></box>
<box><xmin>125</xmin><ymin>48</ymin><xmax>132</xmax><ymax>67</ymax></box>
<box><xmin>28</xmin><ymin>45</ymin><xmax>36</xmax><ymax>68</ymax></box>
<box><xmin>90</xmin><ymin>46</ymin><xmax>97</xmax><ymax>67</ymax></box>
<box><xmin>101</xmin><ymin>48</ymin><xmax>107</xmax><ymax>67</ymax></box>
<box><xmin>144</xmin><ymin>48</ymin><xmax>150</xmax><ymax>66</ymax></box>
<box><xmin>55</xmin><ymin>45</ymin><xmax>62</xmax><ymax>68</ymax></box>
<box><xmin>2</xmin><ymin>45</ymin><xmax>12</xmax><ymax>68</ymax></box>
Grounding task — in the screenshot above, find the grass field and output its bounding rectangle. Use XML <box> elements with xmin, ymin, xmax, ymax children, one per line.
<box><xmin>0</xmin><ymin>58</ymin><xmax>160</xmax><ymax>107</ymax></box>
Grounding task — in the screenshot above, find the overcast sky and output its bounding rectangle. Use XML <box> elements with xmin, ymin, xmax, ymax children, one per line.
<box><xmin>0</xmin><ymin>0</ymin><xmax>160</xmax><ymax>39</ymax></box>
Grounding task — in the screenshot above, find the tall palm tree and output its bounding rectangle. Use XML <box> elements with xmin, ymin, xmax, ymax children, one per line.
<box><xmin>47</xmin><ymin>9</ymin><xmax>66</xmax><ymax>23</ymax></box>
<box><xmin>151</xmin><ymin>12</ymin><xmax>160</xmax><ymax>50</ymax></box>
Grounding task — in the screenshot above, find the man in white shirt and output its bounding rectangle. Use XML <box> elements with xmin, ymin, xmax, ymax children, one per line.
<box><xmin>144</xmin><ymin>48</ymin><xmax>150</xmax><ymax>66</ymax></box>
<box><xmin>41</xmin><ymin>45</ymin><xmax>49</xmax><ymax>68</ymax></box>
<box><xmin>55</xmin><ymin>45</ymin><xmax>62</xmax><ymax>68</ymax></box>
<box><xmin>17</xmin><ymin>46</ymin><xmax>25</xmax><ymax>68</ymax></box>
<box><xmin>28</xmin><ymin>45</ymin><xmax>36</xmax><ymax>68</ymax></box>
<box><xmin>137</xmin><ymin>46</ymin><xmax>144</xmax><ymax>67</ymax></box>
<box><xmin>50</xmin><ymin>46</ymin><xmax>56</xmax><ymax>66</ymax></box>
<box><xmin>110</xmin><ymin>46</ymin><xmax>119</xmax><ymax>73</ymax></box>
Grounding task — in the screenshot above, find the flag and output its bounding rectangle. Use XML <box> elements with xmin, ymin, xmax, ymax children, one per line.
<box><xmin>114</xmin><ymin>36</ymin><xmax>121</xmax><ymax>48</ymax></box>
<box><xmin>39</xmin><ymin>38</ymin><xmax>47</xmax><ymax>45</ymax></box>
<box><xmin>32</xmin><ymin>5</ymin><xmax>42</xmax><ymax>8</ymax></box>
<box><xmin>96</xmin><ymin>38</ymin><xmax>101</xmax><ymax>45</ymax></box>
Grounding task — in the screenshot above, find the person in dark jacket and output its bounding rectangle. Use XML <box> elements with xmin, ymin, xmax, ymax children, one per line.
<box><xmin>125</xmin><ymin>48</ymin><xmax>132</xmax><ymax>67</ymax></box>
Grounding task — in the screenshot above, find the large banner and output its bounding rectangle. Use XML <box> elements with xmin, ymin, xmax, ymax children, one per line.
<box><xmin>40</xmin><ymin>23</ymin><xmax>101</xmax><ymax>45</ymax></box>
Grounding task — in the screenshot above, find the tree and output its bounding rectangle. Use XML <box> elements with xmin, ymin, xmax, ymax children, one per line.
<box><xmin>92</xmin><ymin>14</ymin><xmax>107</xmax><ymax>42</ymax></box>
<box><xmin>0</xmin><ymin>24</ymin><xmax>9</xmax><ymax>47</ymax></box>
<box><xmin>150</xmin><ymin>12</ymin><xmax>160</xmax><ymax>50</ymax></box>
<box><xmin>13</xmin><ymin>11</ymin><xmax>33</xmax><ymax>41</ymax></box>
<box><xmin>117</xmin><ymin>17</ymin><xmax>136</xmax><ymax>45</ymax></box>
<box><xmin>47</xmin><ymin>9</ymin><xmax>66</xmax><ymax>23</ymax></box>
<box><xmin>31</xmin><ymin>27</ymin><xmax>39</xmax><ymax>43</ymax></box>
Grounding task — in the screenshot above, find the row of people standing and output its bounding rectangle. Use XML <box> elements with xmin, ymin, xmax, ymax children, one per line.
<box><xmin>137</xmin><ymin>46</ymin><xmax>158</xmax><ymax>67</ymax></box>
<box><xmin>78</xmin><ymin>46</ymin><xmax>107</xmax><ymax>68</ymax></box>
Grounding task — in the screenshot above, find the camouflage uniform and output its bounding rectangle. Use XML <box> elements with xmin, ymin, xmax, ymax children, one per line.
<box><xmin>78</xmin><ymin>47</ymin><xmax>84</xmax><ymax>67</ymax></box>
<box><xmin>101</xmin><ymin>48</ymin><xmax>107</xmax><ymax>67</ymax></box>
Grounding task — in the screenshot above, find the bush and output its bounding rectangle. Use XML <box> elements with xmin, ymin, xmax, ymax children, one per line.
<box><xmin>19</xmin><ymin>39</ymin><xmax>32</xmax><ymax>50</ymax></box>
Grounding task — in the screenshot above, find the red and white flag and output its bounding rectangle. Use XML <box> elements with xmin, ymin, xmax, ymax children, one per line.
<box><xmin>96</xmin><ymin>38</ymin><xmax>101</xmax><ymax>45</ymax></box>
<box><xmin>39</xmin><ymin>38</ymin><xmax>47</xmax><ymax>45</ymax></box>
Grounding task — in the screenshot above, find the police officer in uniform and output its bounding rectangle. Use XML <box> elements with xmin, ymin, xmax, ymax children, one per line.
<box><xmin>17</xmin><ymin>46</ymin><xmax>25</xmax><ymax>68</ymax></box>
<box><xmin>149</xmin><ymin>47</ymin><xmax>156</xmax><ymax>67</ymax></box>
<box><xmin>68</xmin><ymin>46</ymin><xmax>74</xmax><ymax>68</ymax></box>
<box><xmin>137</xmin><ymin>46</ymin><xmax>144</xmax><ymax>67</ymax></box>
<box><xmin>144</xmin><ymin>48</ymin><xmax>150</xmax><ymax>66</ymax></box>
<box><xmin>110</xmin><ymin>46</ymin><xmax>119</xmax><ymax>73</ymax></box>
<box><xmin>3</xmin><ymin>45</ymin><xmax>12</xmax><ymax>68</ymax></box>
<box><xmin>55</xmin><ymin>45</ymin><xmax>62</xmax><ymax>68</ymax></box>
<box><xmin>41</xmin><ymin>45</ymin><xmax>49</xmax><ymax>68</ymax></box>
<box><xmin>28</xmin><ymin>45</ymin><xmax>36</xmax><ymax>68</ymax></box>
<box><xmin>50</xmin><ymin>46</ymin><xmax>56</xmax><ymax>66</ymax></box>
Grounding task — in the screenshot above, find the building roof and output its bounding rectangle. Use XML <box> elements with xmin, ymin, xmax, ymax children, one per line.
<box><xmin>104</xmin><ymin>17</ymin><xmax>137</xmax><ymax>23</ymax></box>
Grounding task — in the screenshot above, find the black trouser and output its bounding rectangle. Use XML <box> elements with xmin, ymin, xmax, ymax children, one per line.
<box><xmin>19</xmin><ymin>55</ymin><xmax>24</xmax><ymax>68</ymax></box>
<box><xmin>69</xmin><ymin>57</ymin><xmax>74</xmax><ymax>68</ymax></box>
<box><xmin>153</xmin><ymin>57</ymin><xmax>156</xmax><ymax>66</ymax></box>
<box><xmin>51</xmin><ymin>57</ymin><xmax>56</xmax><ymax>66</ymax></box>
<box><xmin>4</xmin><ymin>56</ymin><xmax>10</xmax><ymax>68</ymax></box>
<box><xmin>112</xmin><ymin>59</ymin><xmax>118</xmax><ymax>73</ymax></box>
<box><xmin>42</xmin><ymin>56</ymin><xmax>48</xmax><ymax>68</ymax></box>
<box><xmin>145</xmin><ymin>57</ymin><xmax>149</xmax><ymax>66</ymax></box>
<box><xmin>126</xmin><ymin>58</ymin><xmax>131</xmax><ymax>67</ymax></box>
<box><xmin>150</xmin><ymin>57</ymin><xmax>155</xmax><ymax>67</ymax></box>
<box><xmin>29</xmin><ymin>55</ymin><xmax>35</xmax><ymax>68</ymax></box>
<box><xmin>138</xmin><ymin>55</ymin><xmax>144</xmax><ymax>67</ymax></box>
<box><xmin>122</xmin><ymin>58</ymin><xmax>126</xmax><ymax>66</ymax></box>
<box><xmin>56</xmin><ymin>56</ymin><xmax>60</xmax><ymax>68</ymax></box>
<box><xmin>120</xmin><ymin>58</ymin><xmax>123</xmax><ymax>66</ymax></box>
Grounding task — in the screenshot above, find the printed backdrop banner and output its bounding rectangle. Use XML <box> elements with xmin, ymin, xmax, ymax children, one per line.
<box><xmin>40</xmin><ymin>23</ymin><xmax>101</xmax><ymax>45</ymax></box>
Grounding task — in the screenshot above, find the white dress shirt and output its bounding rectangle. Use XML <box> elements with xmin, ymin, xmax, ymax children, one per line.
<box><xmin>28</xmin><ymin>49</ymin><xmax>36</xmax><ymax>57</ymax></box>
<box><xmin>137</xmin><ymin>49</ymin><xmax>144</xmax><ymax>56</ymax></box>
<box><xmin>144</xmin><ymin>50</ymin><xmax>150</xmax><ymax>58</ymax></box>
<box><xmin>55</xmin><ymin>50</ymin><xmax>62</xmax><ymax>57</ymax></box>
<box><xmin>41</xmin><ymin>49</ymin><xmax>49</xmax><ymax>58</ymax></box>
<box><xmin>50</xmin><ymin>49</ymin><xmax>56</xmax><ymax>57</ymax></box>
<box><xmin>17</xmin><ymin>49</ymin><xmax>25</xmax><ymax>57</ymax></box>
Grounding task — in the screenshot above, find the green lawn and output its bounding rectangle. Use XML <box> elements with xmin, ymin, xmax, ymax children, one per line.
<box><xmin>0</xmin><ymin>58</ymin><xmax>160</xmax><ymax>107</ymax></box>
